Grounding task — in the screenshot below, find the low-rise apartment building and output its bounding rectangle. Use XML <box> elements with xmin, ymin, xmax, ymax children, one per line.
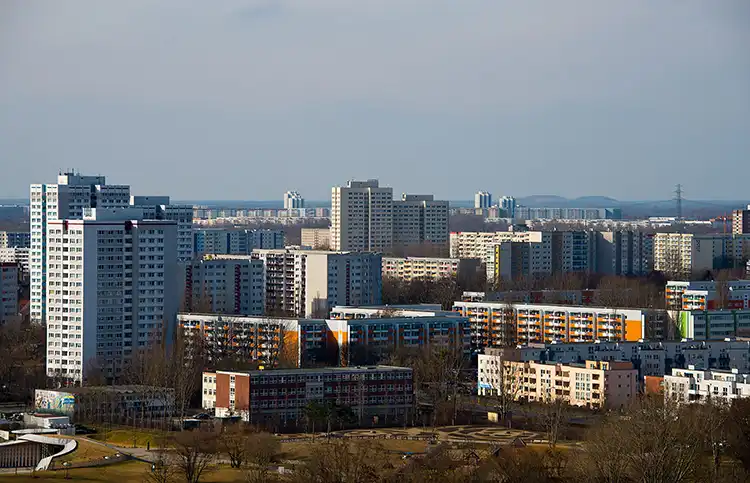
<box><xmin>329</xmin><ymin>304</ymin><xmax>453</xmax><ymax>320</ymax></box>
<box><xmin>35</xmin><ymin>386</ymin><xmax>174</xmax><ymax>423</ymax></box>
<box><xmin>0</xmin><ymin>232</ymin><xmax>31</xmax><ymax>248</ymax></box>
<box><xmin>453</xmin><ymin>301</ymin><xmax>665</xmax><ymax>348</ymax></box>
<box><xmin>665</xmin><ymin>367</ymin><xmax>750</xmax><ymax>404</ymax></box>
<box><xmin>665</xmin><ymin>280</ymin><xmax>750</xmax><ymax>310</ymax></box>
<box><xmin>677</xmin><ymin>309</ymin><xmax>750</xmax><ymax>339</ymax></box>
<box><xmin>382</xmin><ymin>256</ymin><xmax>480</xmax><ymax>283</ymax></box>
<box><xmin>486</xmin><ymin>340</ymin><xmax>750</xmax><ymax>384</ymax></box>
<box><xmin>0</xmin><ymin>247</ymin><xmax>29</xmax><ymax>275</ymax></box>
<box><xmin>300</xmin><ymin>228</ymin><xmax>331</xmax><ymax>249</ymax></box>
<box><xmin>203</xmin><ymin>366</ymin><xmax>414</xmax><ymax>426</ymax></box>
<box><xmin>179</xmin><ymin>312</ymin><xmax>469</xmax><ymax>368</ymax></box>
<box><xmin>478</xmin><ymin>357</ymin><xmax>636</xmax><ymax>409</ymax></box>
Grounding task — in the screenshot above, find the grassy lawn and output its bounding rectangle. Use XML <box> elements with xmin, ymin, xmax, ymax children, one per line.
<box><xmin>279</xmin><ymin>438</ymin><xmax>428</xmax><ymax>463</ymax></box>
<box><xmin>89</xmin><ymin>428</ymin><xmax>168</xmax><ymax>448</ymax></box>
<box><xmin>1</xmin><ymin>462</ymin><xmax>249</xmax><ymax>483</ymax></box>
<box><xmin>56</xmin><ymin>437</ymin><xmax>118</xmax><ymax>464</ymax></box>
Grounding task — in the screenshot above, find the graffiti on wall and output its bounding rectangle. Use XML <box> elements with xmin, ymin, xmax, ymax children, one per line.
<box><xmin>34</xmin><ymin>390</ymin><xmax>76</xmax><ymax>416</ymax></box>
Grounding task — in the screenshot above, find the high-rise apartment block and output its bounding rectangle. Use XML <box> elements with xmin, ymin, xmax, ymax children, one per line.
<box><xmin>595</xmin><ymin>231</ymin><xmax>654</xmax><ymax>276</ymax></box>
<box><xmin>331</xmin><ymin>180</ymin><xmax>393</xmax><ymax>252</ymax></box>
<box><xmin>474</xmin><ymin>191</ymin><xmax>492</xmax><ymax>210</ymax></box>
<box><xmin>185</xmin><ymin>257</ymin><xmax>265</xmax><ymax>315</ymax></box>
<box><xmin>283</xmin><ymin>191</ymin><xmax>305</xmax><ymax>210</ymax></box>
<box><xmin>250</xmin><ymin>249</ymin><xmax>382</xmax><ymax>317</ymax></box>
<box><xmin>44</xmin><ymin>208</ymin><xmax>178</xmax><ymax>383</ymax></box>
<box><xmin>0</xmin><ymin>263</ymin><xmax>19</xmax><ymax>325</ymax></box>
<box><xmin>30</xmin><ymin>172</ymin><xmax>130</xmax><ymax>323</ymax></box>
<box><xmin>331</xmin><ymin>180</ymin><xmax>449</xmax><ymax>254</ymax></box>
<box><xmin>130</xmin><ymin>196</ymin><xmax>194</xmax><ymax>262</ymax></box>
<box><xmin>733</xmin><ymin>206</ymin><xmax>750</xmax><ymax>235</ymax></box>
<box><xmin>0</xmin><ymin>232</ymin><xmax>31</xmax><ymax>248</ymax></box>
<box><xmin>500</xmin><ymin>196</ymin><xmax>516</xmax><ymax>218</ymax></box>
<box><xmin>654</xmin><ymin>233</ymin><xmax>750</xmax><ymax>278</ymax></box>
<box><xmin>393</xmin><ymin>194</ymin><xmax>449</xmax><ymax>251</ymax></box>
<box><xmin>194</xmin><ymin>228</ymin><xmax>285</xmax><ymax>256</ymax></box>
<box><xmin>300</xmin><ymin>228</ymin><xmax>331</xmax><ymax>249</ymax></box>
<box><xmin>478</xmin><ymin>356</ymin><xmax>637</xmax><ymax>409</ymax></box>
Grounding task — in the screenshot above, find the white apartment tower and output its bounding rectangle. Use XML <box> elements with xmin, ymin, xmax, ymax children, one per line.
<box><xmin>30</xmin><ymin>172</ymin><xmax>130</xmax><ymax>323</ymax></box>
<box><xmin>44</xmin><ymin>208</ymin><xmax>178</xmax><ymax>383</ymax></box>
<box><xmin>251</xmin><ymin>249</ymin><xmax>382</xmax><ymax>317</ymax></box>
<box><xmin>284</xmin><ymin>191</ymin><xmax>305</xmax><ymax>210</ymax></box>
<box><xmin>331</xmin><ymin>180</ymin><xmax>393</xmax><ymax>252</ymax></box>
<box><xmin>475</xmin><ymin>191</ymin><xmax>492</xmax><ymax>210</ymax></box>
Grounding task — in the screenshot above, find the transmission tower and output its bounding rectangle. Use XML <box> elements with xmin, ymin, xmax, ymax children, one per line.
<box><xmin>674</xmin><ymin>184</ymin><xmax>683</xmax><ymax>220</ymax></box>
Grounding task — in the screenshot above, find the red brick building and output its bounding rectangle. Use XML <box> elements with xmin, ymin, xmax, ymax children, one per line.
<box><xmin>204</xmin><ymin>366</ymin><xmax>414</xmax><ymax>427</ymax></box>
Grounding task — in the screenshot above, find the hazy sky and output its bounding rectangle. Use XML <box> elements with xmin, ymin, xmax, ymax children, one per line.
<box><xmin>1</xmin><ymin>0</ymin><xmax>748</xmax><ymax>201</ymax></box>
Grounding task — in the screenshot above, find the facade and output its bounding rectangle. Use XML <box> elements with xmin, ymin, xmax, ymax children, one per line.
<box><xmin>193</xmin><ymin>228</ymin><xmax>285</xmax><ymax>256</ymax></box>
<box><xmin>252</xmin><ymin>249</ymin><xmax>382</xmax><ymax>317</ymax></box>
<box><xmin>514</xmin><ymin>207</ymin><xmax>622</xmax><ymax>221</ymax></box>
<box><xmin>329</xmin><ymin>304</ymin><xmax>452</xmax><ymax>320</ymax></box>
<box><xmin>30</xmin><ymin>172</ymin><xmax>130</xmax><ymax>323</ymax></box>
<box><xmin>331</xmin><ymin>179</ymin><xmax>393</xmax><ymax>252</ymax></box>
<box><xmin>283</xmin><ymin>191</ymin><xmax>305</xmax><ymax>210</ymax></box>
<box><xmin>204</xmin><ymin>366</ymin><xmax>414</xmax><ymax>426</ymax></box>
<box><xmin>34</xmin><ymin>386</ymin><xmax>174</xmax><ymax>422</ymax></box>
<box><xmin>654</xmin><ymin>233</ymin><xmax>750</xmax><ymax>278</ymax></box>
<box><xmin>179</xmin><ymin>312</ymin><xmax>469</xmax><ymax>368</ymax></box>
<box><xmin>330</xmin><ymin>180</ymin><xmax>448</xmax><ymax>254</ymax></box>
<box><xmin>382</xmin><ymin>256</ymin><xmax>480</xmax><ymax>283</ymax></box>
<box><xmin>178</xmin><ymin>313</ymin><xmax>321</xmax><ymax>368</ymax></box>
<box><xmin>475</xmin><ymin>191</ymin><xmax>492</xmax><ymax>210</ymax></box>
<box><xmin>131</xmin><ymin>196</ymin><xmax>194</xmax><ymax>262</ymax></box>
<box><xmin>300</xmin><ymin>228</ymin><xmax>330</xmax><ymax>249</ymax></box>
<box><xmin>44</xmin><ymin>208</ymin><xmax>179</xmax><ymax>383</ymax></box>
<box><xmin>478</xmin><ymin>358</ymin><xmax>636</xmax><ymax>409</ymax></box>
<box><xmin>185</xmin><ymin>257</ymin><xmax>265</xmax><ymax>315</ymax></box>
<box><xmin>677</xmin><ymin>309</ymin><xmax>750</xmax><ymax>339</ymax></box>
<box><xmin>733</xmin><ymin>207</ymin><xmax>750</xmax><ymax>235</ymax></box>
<box><xmin>0</xmin><ymin>232</ymin><xmax>31</xmax><ymax>248</ymax></box>
<box><xmin>327</xmin><ymin>316</ymin><xmax>471</xmax><ymax>365</ymax></box>
<box><xmin>665</xmin><ymin>280</ymin><xmax>750</xmax><ymax>310</ymax></box>
<box><xmin>500</xmin><ymin>196</ymin><xmax>517</xmax><ymax>218</ymax></box>
<box><xmin>0</xmin><ymin>263</ymin><xmax>19</xmax><ymax>325</ymax></box>
<box><xmin>0</xmin><ymin>247</ymin><xmax>29</xmax><ymax>275</ymax></box>
<box><xmin>595</xmin><ymin>231</ymin><xmax>654</xmax><ymax>276</ymax></box>
<box><xmin>491</xmin><ymin>340</ymin><xmax>750</xmax><ymax>384</ymax></box>
<box><xmin>664</xmin><ymin>367</ymin><xmax>750</xmax><ymax>404</ymax></box>
<box><xmin>453</xmin><ymin>301</ymin><xmax>665</xmax><ymax>348</ymax></box>
<box><xmin>393</xmin><ymin>194</ymin><xmax>449</xmax><ymax>252</ymax></box>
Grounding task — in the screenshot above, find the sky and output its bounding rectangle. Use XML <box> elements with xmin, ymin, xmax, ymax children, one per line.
<box><xmin>1</xmin><ymin>0</ymin><xmax>749</xmax><ymax>202</ymax></box>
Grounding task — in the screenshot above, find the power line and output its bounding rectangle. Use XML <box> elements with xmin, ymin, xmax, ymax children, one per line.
<box><xmin>674</xmin><ymin>184</ymin><xmax>683</xmax><ymax>220</ymax></box>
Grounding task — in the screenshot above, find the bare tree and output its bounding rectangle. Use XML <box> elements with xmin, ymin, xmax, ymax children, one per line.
<box><xmin>171</xmin><ymin>430</ymin><xmax>218</xmax><ymax>483</ymax></box>
<box><xmin>144</xmin><ymin>451</ymin><xmax>178</xmax><ymax>483</ymax></box>
<box><xmin>217</xmin><ymin>425</ymin><xmax>250</xmax><ymax>469</ymax></box>
<box><xmin>292</xmin><ymin>439</ymin><xmax>386</xmax><ymax>483</ymax></box>
<box><xmin>244</xmin><ymin>430</ymin><xmax>281</xmax><ymax>483</ymax></box>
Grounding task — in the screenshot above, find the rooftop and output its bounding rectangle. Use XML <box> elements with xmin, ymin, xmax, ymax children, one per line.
<box><xmin>213</xmin><ymin>365</ymin><xmax>412</xmax><ymax>376</ymax></box>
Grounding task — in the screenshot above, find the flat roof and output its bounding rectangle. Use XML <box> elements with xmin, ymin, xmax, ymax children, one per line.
<box><xmin>47</xmin><ymin>385</ymin><xmax>169</xmax><ymax>395</ymax></box>
<box><xmin>212</xmin><ymin>365</ymin><xmax>411</xmax><ymax>376</ymax></box>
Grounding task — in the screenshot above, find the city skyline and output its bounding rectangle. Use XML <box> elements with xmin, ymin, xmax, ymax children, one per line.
<box><xmin>1</xmin><ymin>1</ymin><xmax>748</xmax><ymax>200</ymax></box>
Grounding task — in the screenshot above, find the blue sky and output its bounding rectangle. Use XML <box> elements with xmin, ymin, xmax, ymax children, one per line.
<box><xmin>1</xmin><ymin>0</ymin><xmax>748</xmax><ymax>201</ymax></box>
